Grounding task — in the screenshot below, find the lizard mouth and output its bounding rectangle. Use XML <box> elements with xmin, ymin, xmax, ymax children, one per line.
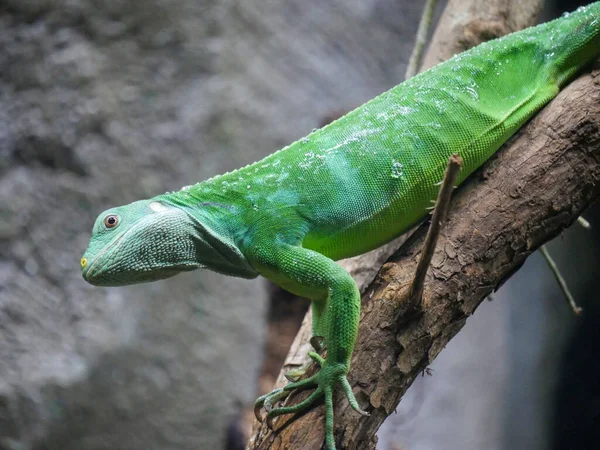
<box><xmin>81</xmin><ymin>229</ymin><xmax>128</xmax><ymax>285</ymax></box>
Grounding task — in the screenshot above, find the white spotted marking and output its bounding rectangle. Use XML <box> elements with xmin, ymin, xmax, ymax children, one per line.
<box><xmin>149</xmin><ymin>202</ymin><xmax>170</xmax><ymax>212</ymax></box>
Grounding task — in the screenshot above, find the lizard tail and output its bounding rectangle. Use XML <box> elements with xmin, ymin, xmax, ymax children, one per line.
<box><xmin>542</xmin><ymin>2</ymin><xmax>600</xmax><ymax>87</ymax></box>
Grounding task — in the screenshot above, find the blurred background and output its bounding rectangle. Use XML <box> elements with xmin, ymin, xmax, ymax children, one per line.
<box><xmin>0</xmin><ymin>0</ymin><xmax>598</xmax><ymax>449</ymax></box>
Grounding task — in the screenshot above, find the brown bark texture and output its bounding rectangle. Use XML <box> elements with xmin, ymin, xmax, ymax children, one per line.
<box><xmin>248</xmin><ymin>1</ymin><xmax>600</xmax><ymax>449</ymax></box>
<box><xmin>421</xmin><ymin>0</ymin><xmax>544</xmax><ymax>70</ymax></box>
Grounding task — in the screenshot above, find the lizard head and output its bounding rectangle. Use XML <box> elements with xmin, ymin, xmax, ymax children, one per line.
<box><xmin>81</xmin><ymin>198</ymin><xmax>203</xmax><ymax>286</ymax></box>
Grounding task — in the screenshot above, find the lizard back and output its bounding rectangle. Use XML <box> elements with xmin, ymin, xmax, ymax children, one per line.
<box><xmin>174</xmin><ymin>2</ymin><xmax>600</xmax><ymax>260</ymax></box>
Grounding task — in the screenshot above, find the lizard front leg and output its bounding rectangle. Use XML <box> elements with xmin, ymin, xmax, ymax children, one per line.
<box><xmin>248</xmin><ymin>242</ymin><xmax>368</xmax><ymax>450</ymax></box>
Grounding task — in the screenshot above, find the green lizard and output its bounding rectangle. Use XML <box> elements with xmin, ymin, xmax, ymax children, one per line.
<box><xmin>81</xmin><ymin>3</ymin><xmax>600</xmax><ymax>449</ymax></box>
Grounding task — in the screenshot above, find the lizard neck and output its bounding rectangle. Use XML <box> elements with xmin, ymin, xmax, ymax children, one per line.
<box><xmin>157</xmin><ymin>187</ymin><xmax>258</xmax><ymax>279</ymax></box>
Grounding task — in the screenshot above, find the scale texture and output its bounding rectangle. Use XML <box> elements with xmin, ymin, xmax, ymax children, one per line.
<box><xmin>81</xmin><ymin>3</ymin><xmax>600</xmax><ymax>449</ymax></box>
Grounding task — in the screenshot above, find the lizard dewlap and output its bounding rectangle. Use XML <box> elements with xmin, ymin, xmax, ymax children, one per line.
<box><xmin>82</xmin><ymin>3</ymin><xmax>600</xmax><ymax>449</ymax></box>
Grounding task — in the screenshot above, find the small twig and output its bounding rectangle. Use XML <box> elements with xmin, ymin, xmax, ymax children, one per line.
<box><xmin>405</xmin><ymin>0</ymin><xmax>439</xmax><ymax>80</ymax></box>
<box><xmin>577</xmin><ymin>216</ymin><xmax>591</xmax><ymax>229</ymax></box>
<box><xmin>409</xmin><ymin>154</ymin><xmax>463</xmax><ymax>306</ymax></box>
<box><xmin>539</xmin><ymin>245</ymin><xmax>582</xmax><ymax>315</ymax></box>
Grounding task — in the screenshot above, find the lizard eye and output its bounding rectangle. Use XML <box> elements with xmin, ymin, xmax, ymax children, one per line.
<box><xmin>104</xmin><ymin>215</ymin><xmax>119</xmax><ymax>229</ymax></box>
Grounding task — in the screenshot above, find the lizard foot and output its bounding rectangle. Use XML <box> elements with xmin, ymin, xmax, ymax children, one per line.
<box><xmin>254</xmin><ymin>356</ymin><xmax>369</xmax><ymax>450</ymax></box>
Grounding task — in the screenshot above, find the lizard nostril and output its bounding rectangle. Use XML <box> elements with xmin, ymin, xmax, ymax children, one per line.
<box><xmin>81</xmin><ymin>258</ymin><xmax>87</xmax><ymax>269</ymax></box>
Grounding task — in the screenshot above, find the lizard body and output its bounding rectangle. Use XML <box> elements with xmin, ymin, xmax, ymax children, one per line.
<box><xmin>82</xmin><ymin>4</ymin><xmax>600</xmax><ymax>449</ymax></box>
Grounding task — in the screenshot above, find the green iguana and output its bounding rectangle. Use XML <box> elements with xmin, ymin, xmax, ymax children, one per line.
<box><xmin>81</xmin><ymin>3</ymin><xmax>600</xmax><ymax>449</ymax></box>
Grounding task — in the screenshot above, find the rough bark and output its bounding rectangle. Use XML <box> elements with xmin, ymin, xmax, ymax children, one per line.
<box><xmin>421</xmin><ymin>0</ymin><xmax>544</xmax><ymax>70</ymax></box>
<box><xmin>248</xmin><ymin>1</ymin><xmax>600</xmax><ymax>448</ymax></box>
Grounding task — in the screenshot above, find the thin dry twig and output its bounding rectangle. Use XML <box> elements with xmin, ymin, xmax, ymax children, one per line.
<box><xmin>577</xmin><ymin>216</ymin><xmax>591</xmax><ymax>229</ymax></box>
<box><xmin>405</xmin><ymin>0</ymin><xmax>440</xmax><ymax>80</ymax></box>
<box><xmin>539</xmin><ymin>245</ymin><xmax>583</xmax><ymax>315</ymax></box>
<box><xmin>409</xmin><ymin>154</ymin><xmax>463</xmax><ymax>307</ymax></box>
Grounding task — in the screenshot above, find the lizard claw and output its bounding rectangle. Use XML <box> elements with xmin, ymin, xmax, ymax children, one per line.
<box><xmin>266</xmin><ymin>414</ymin><xmax>275</xmax><ymax>430</ymax></box>
<box><xmin>254</xmin><ymin>403</ymin><xmax>264</xmax><ymax>422</ymax></box>
<box><xmin>284</xmin><ymin>366</ymin><xmax>308</xmax><ymax>382</ymax></box>
<box><xmin>254</xmin><ymin>387</ymin><xmax>286</xmax><ymax>421</ymax></box>
<box><xmin>310</xmin><ymin>335</ymin><xmax>326</xmax><ymax>352</ymax></box>
<box><xmin>340</xmin><ymin>376</ymin><xmax>370</xmax><ymax>416</ymax></box>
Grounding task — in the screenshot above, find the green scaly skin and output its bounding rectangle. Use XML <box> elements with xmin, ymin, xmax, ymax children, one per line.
<box><xmin>81</xmin><ymin>4</ymin><xmax>600</xmax><ymax>449</ymax></box>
